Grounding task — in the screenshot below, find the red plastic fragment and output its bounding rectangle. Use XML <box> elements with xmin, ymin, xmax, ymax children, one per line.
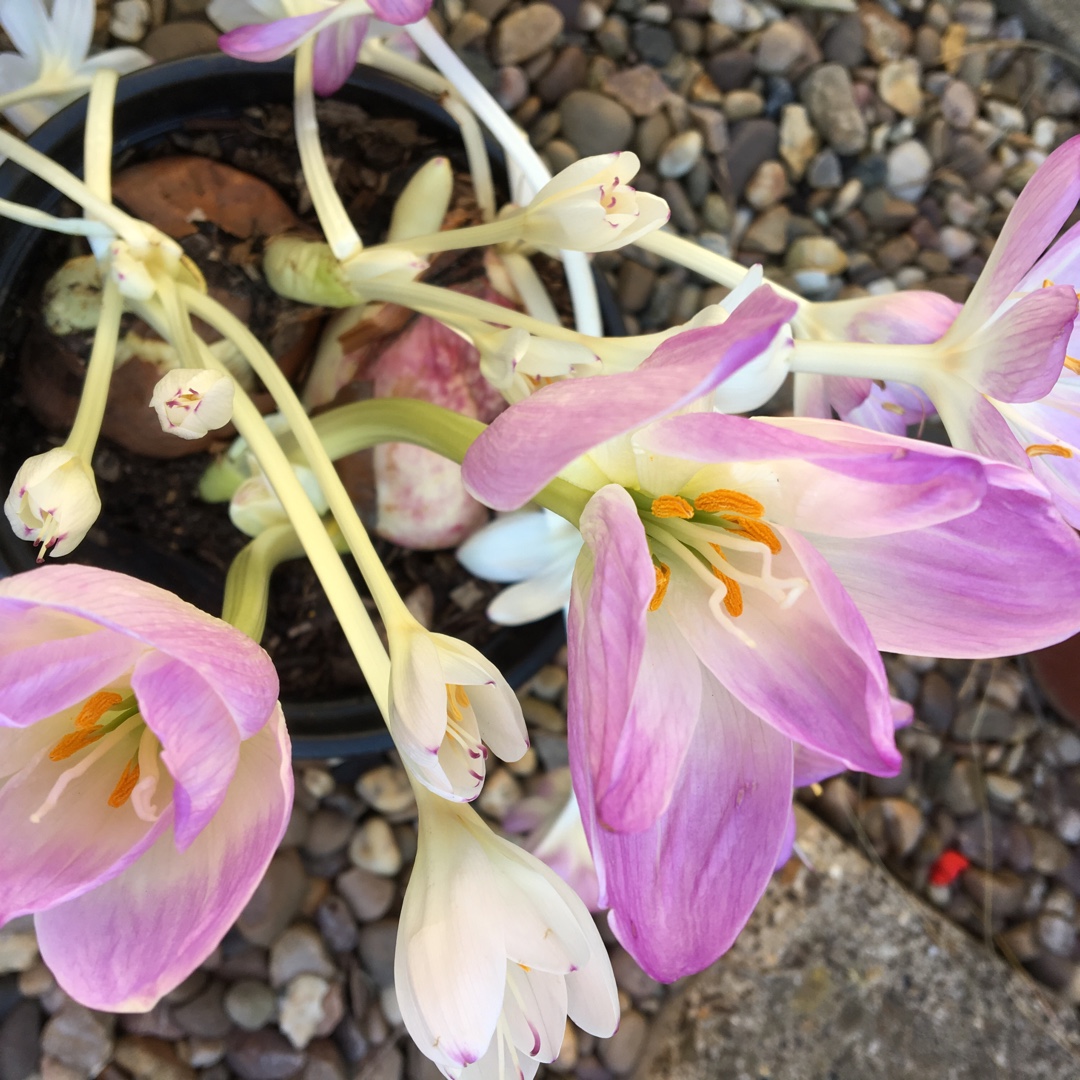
<box><xmin>928</xmin><ymin>850</ymin><xmax>969</xmax><ymax>887</ymax></box>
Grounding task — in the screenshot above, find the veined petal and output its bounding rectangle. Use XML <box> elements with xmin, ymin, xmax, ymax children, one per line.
<box><xmin>457</xmin><ymin>510</ymin><xmax>581</xmax><ymax>584</ymax></box>
<box><xmin>805</xmin><ymin>289</ymin><xmax>960</xmax><ymax>345</ymax></box>
<box><xmin>129</xmin><ymin>652</ymin><xmax>243</xmax><ymax>850</ymax></box>
<box><xmin>666</xmin><ymin>531</ymin><xmax>899</xmax><ymax>777</ymax></box>
<box><xmin>922</xmin><ymin>377</ymin><xmax>1031</xmax><ymax>466</ymax></box>
<box><xmin>390</xmin><ymin>628</ymin><xmax>453</xmax><ymax>760</ymax></box>
<box><xmin>808</xmin><ymin>459</ymin><xmax>1080</xmax><ymax>657</ymax></box>
<box><xmin>486</xmin><ymin>563</ymin><xmax>575</xmax><ymax>626</ymax></box>
<box><xmin>51</xmin><ymin>0</ymin><xmax>93</xmax><ymax>67</ymax></box>
<box><xmin>311</xmin><ymin>15</ymin><xmax>368</xmax><ymax>96</ymax></box>
<box><xmin>218</xmin><ymin>8</ymin><xmax>334</xmax><ymax>61</ymax></box>
<box><xmin>502</xmin><ymin>965</ymin><xmax>568</xmax><ymax>1062</ymax></box>
<box><xmin>0</xmin><ymin>0</ymin><xmax>53</xmax><ymax>62</ymax></box>
<box><xmin>462</xmin><ymin>287</ymin><xmax>797</xmax><ymax>510</ymax></box>
<box><xmin>369</xmin><ymin>0</ymin><xmax>433</xmax><ymax>24</ymax></box>
<box><xmin>637</xmin><ymin>414</ymin><xmax>987</xmax><ymax>538</ymax></box>
<box><xmin>35</xmin><ymin>709</ymin><xmax>292</xmax><ymax>1011</ymax></box>
<box><xmin>574</xmin><ymin>670</ymin><xmax>793</xmax><ymax>982</ymax></box>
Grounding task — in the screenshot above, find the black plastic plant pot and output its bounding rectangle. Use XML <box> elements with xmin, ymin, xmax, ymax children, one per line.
<box><xmin>0</xmin><ymin>53</ymin><xmax>622</xmax><ymax>759</ymax></box>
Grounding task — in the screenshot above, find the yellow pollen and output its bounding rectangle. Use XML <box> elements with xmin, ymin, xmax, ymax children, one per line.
<box><xmin>732</xmin><ymin>516</ymin><xmax>782</xmax><ymax>554</ymax></box>
<box><xmin>694</xmin><ymin>489</ymin><xmax>765</xmax><ymax>518</ymax></box>
<box><xmin>49</xmin><ymin>727</ymin><xmax>106</xmax><ymax>761</ymax></box>
<box><xmin>446</xmin><ymin>688</ymin><xmax>463</xmax><ymax>723</ymax></box>
<box><xmin>1044</xmin><ymin>278</ymin><xmax>1056</xmax><ymax>288</ymax></box>
<box><xmin>454</xmin><ymin>685</ymin><xmax>471</xmax><ymax>709</ymax></box>
<box><xmin>107</xmin><ymin>757</ymin><xmax>141</xmax><ymax>808</ymax></box>
<box><xmin>1065</xmin><ymin>356</ymin><xmax>1080</xmax><ymax>375</ymax></box>
<box><xmin>709</xmin><ymin>542</ymin><xmax>727</xmax><ymax>561</ymax></box>
<box><xmin>1025</xmin><ymin>443</ymin><xmax>1073</xmax><ymax>459</ymax></box>
<box><xmin>882</xmin><ymin>402</ymin><xmax>906</xmax><ymax>415</ymax></box>
<box><xmin>650</xmin><ymin>495</ymin><xmax>694</xmax><ymax>519</ymax></box>
<box><xmin>711</xmin><ymin>566</ymin><xmax>744</xmax><ymax>617</ymax></box>
<box><xmin>518</xmin><ymin>963</ymin><xmax>531</xmax><ymax>973</ymax></box>
<box><xmin>73</xmin><ymin>691</ymin><xmax>123</xmax><ymax>730</ymax></box>
<box><xmin>649</xmin><ymin>562</ymin><xmax>671</xmax><ymax>612</ymax></box>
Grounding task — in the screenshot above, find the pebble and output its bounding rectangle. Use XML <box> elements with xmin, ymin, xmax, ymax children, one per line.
<box><xmin>800</xmin><ymin>64</ymin><xmax>868</xmax><ymax>156</ymax></box>
<box><xmin>337</xmin><ymin>866</ymin><xmax>396</xmax><ymax>924</ymax></box>
<box><xmin>952</xmin><ymin>705</ymin><xmax>1027</xmax><ymax>743</ymax></box>
<box><xmin>805</xmin><ymin>150</ymin><xmax>843</xmax><ymax>190</ymax></box>
<box><xmin>113</xmin><ymin>1037</ymin><xmax>195</xmax><ymax>1080</ymax></box>
<box><xmin>1036</xmin><ymin>913</ymin><xmax>1077</xmax><ymax>958</ymax></box>
<box><xmin>785</xmin><ymin>236</ymin><xmax>848</xmax><ymax>276</ymax></box>
<box><xmin>141</xmin><ymin>21</ymin><xmax>221</xmax><ymax>62</ymax></box>
<box><xmin>744</xmin><ymin>160</ymin><xmax>788</xmax><ymax>210</ymax></box>
<box><xmin>348</xmin><ymin>817</ymin><xmax>402</xmax><ymax>877</ymax></box>
<box><xmin>656</xmin><ymin>130</ymin><xmax>703</xmax><ymax>179</ymax></box>
<box><xmin>355</xmin><ymin>767</ymin><xmax>415</xmax><ymax>819</ymax></box>
<box><xmin>536</xmin><ymin>46</ymin><xmax>588</xmax><ymax>105</ymax></box>
<box><xmin>941</xmin><ymin>79</ymin><xmax>978</xmax><ymax>129</ymax></box>
<box><xmin>878</xmin><ymin>58</ymin><xmax>923</xmax><ymax>118</ymax></box>
<box><xmin>40</xmin><ymin>1006</ymin><xmax>114</xmax><ymax>1078</ymax></box>
<box><xmin>778</xmin><ymin>104</ymin><xmax>818</xmax><ymax>181</ymax></box>
<box><xmin>885</xmin><ymin>139</ymin><xmax>933</xmax><ymax>202</ymax></box>
<box><xmin>860</xmin><ymin>1</ymin><xmax>912</xmax><ymax>63</ymax></box>
<box><xmin>477</xmin><ymin>767</ymin><xmax>524</xmax><ymax>820</ymax></box>
<box><xmin>224</xmin><ymin>981</ymin><xmax>278</xmax><ymax>1032</ymax></box>
<box><xmin>723</xmin><ymin>89</ymin><xmax>764</xmax><ymax>122</ymax></box>
<box><xmin>491</xmin><ymin>3</ymin><xmax>564</xmax><ymax>66</ymax></box>
<box><xmin>603</xmin><ymin>65</ymin><xmax>670</xmax><ymax>117</ymax></box>
<box><xmin>225</xmin><ymin>1030</ymin><xmax>306</xmax><ymax>1080</ymax></box>
<box><xmin>961</xmin><ymin>867</ymin><xmax>1027</xmax><ymax>918</ymax></box>
<box><xmin>0</xmin><ymin>999</ymin><xmax>41</xmax><ymax>1080</ymax></box>
<box><xmin>110</xmin><ymin>0</ymin><xmax>151</xmax><ymax>42</ymax></box>
<box><xmin>316</xmin><ymin>895</ymin><xmax>359</xmax><ymax>954</ymax></box>
<box><xmin>559</xmin><ymin>91</ymin><xmax>634</xmax><ymax>155</ymax></box>
<box><xmin>755</xmin><ymin>20</ymin><xmax>817</xmax><ymax>78</ymax></box>
<box><xmin>355</xmin><ymin>1043</ymin><xmax>404</xmax><ymax>1080</ymax></box>
<box><xmin>304</xmin><ymin>810</ymin><xmax>355</xmax><ymax>858</ymax></box>
<box><xmin>238</xmin><ymin>850</ymin><xmax>309</xmax><ymax>947</ymax></box>
<box><xmin>269</xmin><ymin>926</ymin><xmax>336</xmax><ymax>988</ymax></box>
<box><xmin>743</xmin><ymin>205</ymin><xmax>790</xmax><ymax>254</ymax></box>
<box><xmin>357</xmin><ymin>922</ymin><xmax>398</xmax><ymax>991</ymax></box>
<box><xmin>822</xmin><ymin>13</ymin><xmax>866</xmax><ymax>68</ymax></box>
<box><xmin>0</xmin><ymin>926</ymin><xmax>38</xmax><ymax>976</ymax></box>
<box><xmin>172</xmin><ymin>982</ymin><xmax>232</xmax><ymax>1039</ymax></box>
<box><xmin>279</xmin><ymin>975</ymin><xmax>332</xmax><ymax>1050</ymax></box>
<box><xmin>598</xmin><ymin>1009</ymin><xmax>647</xmax><ymax>1074</ymax></box>
<box><xmin>942</xmin><ymin>760</ymin><xmax>982</xmax><ymax>817</ymax></box>
<box><xmin>726</xmin><ymin>117</ymin><xmax>779</xmax><ymax>198</ymax></box>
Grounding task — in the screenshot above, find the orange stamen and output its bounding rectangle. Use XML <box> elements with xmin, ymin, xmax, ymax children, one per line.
<box><xmin>882</xmin><ymin>402</ymin><xmax>906</xmax><ymax>415</ymax></box>
<box><xmin>1043</xmin><ymin>278</ymin><xmax>1055</xmax><ymax>288</ymax></box>
<box><xmin>107</xmin><ymin>757</ymin><xmax>141</xmax><ymax>809</ymax></box>
<box><xmin>709</xmin><ymin>542</ymin><xmax>727</xmax><ymax>561</ymax></box>
<box><xmin>1025</xmin><ymin>443</ymin><xmax>1073</xmax><ymax>459</ymax></box>
<box><xmin>49</xmin><ymin>727</ymin><xmax>105</xmax><ymax>762</ymax></box>
<box><xmin>694</xmin><ymin>489</ymin><xmax>765</xmax><ymax>518</ymax></box>
<box><xmin>649</xmin><ymin>562</ymin><xmax>671</xmax><ymax>611</ymax></box>
<box><xmin>446</xmin><ymin>688</ymin><xmax>463</xmax><ymax>723</ymax></box>
<box><xmin>454</xmin><ymin>685</ymin><xmax>471</xmax><ymax>709</ymax></box>
<box><xmin>731</xmin><ymin>517</ymin><xmax>782</xmax><ymax>554</ymax></box>
<box><xmin>1064</xmin><ymin>356</ymin><xmax>1080</xmax><ymax>375</ymax></box>
<box><xmin>650</xmin><ymin>495</ymin><xmax>694</xmax><ymax>519</ymax></box>
<box><xmin>711</xmin><ymin>567</ymin><xmax>744</xmax><ymax>617</ymax></box>
<box><xmin>73</xmin><ymin>691</ymin><xmax>123</xmax><ymax>730</ymax></box>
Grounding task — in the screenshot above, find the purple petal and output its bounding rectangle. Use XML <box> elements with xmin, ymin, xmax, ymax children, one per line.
<box><xmin>129</xmin><ymin>652</ymin><xmax>242</xmax><ymax>851</ymax></box>
<box><xmin>793</xmin><ymin>699</ymin><xmax>910</xmax><ymax>786</ymax></box>
<box><xmin>36</xmin><ymin>710</ymin><xmax>292</xmax><ymax>1011</ymax></box>
<box><xmin>218</xmin><ymin>10</ymin><xmax>332</xmax><ymax>61</ymax></box>
<box><xmin>369</xmin><ymin>0</ymin><xmax>434</xmax><ymax>25</ymax></box>
<box><xmin>809</xmin><ymin>460</ymin><xmax>1080</xmax><ymax>656</ymax></box>
<box><xmin>463</xmin><ymin>286</ymin><xmax>797</xmax><ymax>510</ymax></box>
<box><xmin>665</xmin><ymin>530</ymin><xmax>900</xmax><ymax>777</ymax></box>
<box><xmin>636</xmin><ymin>414</ymin><xmax>987</xmax><ymax>538</ymax></box>
<box><xmin>573</xmin><ymin>669</ymin><xmax>793</xmax><ymax>982</ymax></box>
<box><xmin>811</xmin><ymin>289</ymin><xmax>961</xmax><ymax>345</ymax></box>
<box><xmin>311</xmin><ymin>17</ymin><xmax>368</xmax><ymax>97</ymax></box>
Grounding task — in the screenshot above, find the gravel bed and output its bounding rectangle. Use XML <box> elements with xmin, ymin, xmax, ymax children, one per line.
<box><xmin>3</xmin><ymin>0</ymin><xmax>1080</xmax><ymax>1077</ymax></box>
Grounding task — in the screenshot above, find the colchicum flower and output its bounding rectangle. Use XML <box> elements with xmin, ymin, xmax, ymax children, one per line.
<box><xmin>149</xmin><ymin>368</ymin><xmax>235</xmax><ymax>441</ymax></box>
<box><xmin>387</xmin><ymin>623</ymin><xmax>529</xmax><ymax>801</ymax></box>
<box><xmin>461</xmin><ymin>284</ymin><xmax>1080</xmax><ymax>980</ymax></box>
<box><xmin>0</xmin><ymin>565</ymin><xmax>292</xmax><ymax>1010</ymax></box>
<box><xmin>518</xmin><ymin>152</ymin><xmax>669</xmax><ymax>255</ymax></box>
<box><xmin>0</xmin><ymin>0</ymin><xmax>150</xmax><ymax>134</ymax></box>
<box><xmin>4</xmin><ymin>447</ymin><xmax>100</xmax><ymax>560</ymax></box>
<box><xmin>213</xmin><ymin>0</ymin><xmax>432</xmax><ymax>97</ymax></box>
<box><xmin>396</xmin><ymin>783</ymin><xmax>619</xmax><ymax>1079</ymax></box>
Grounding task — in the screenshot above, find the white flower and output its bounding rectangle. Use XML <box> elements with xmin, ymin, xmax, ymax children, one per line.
<box><xmin>474</xmin><ymin>328</ymin><xmax>600</xmax><ymax>399</ymax></box>
<box><xmin>4</xmin><ymin>447</ymin><xmax>100</xmax><ymax>559</ymax></box>
<box><xmin>520</xmin><ymin>152</ymin><xmax>669</xmax><ymax>254</ymax></box>
<box><xmin>228</xmin><ymin>461</ymin><xmax>328</xmax><ymax>538</ymax></box>
<box><xmin>396</xmin><ymin>785</ymin><xmax>619</xmax><ymax>1080</ymax></box>
<box><xmin>0</xmin><ymin>0</ymin><xmax>150</xmax><ymax>135</ymax></box>
<box><xmin>388</xmin><ymin>624</ymin><xmax>530</xmax><ymax>801</ymax></box>
<box><xmin>149</xmin><ymin>369</ymin><xmax>235</xmax><ymax>441</ymax></box>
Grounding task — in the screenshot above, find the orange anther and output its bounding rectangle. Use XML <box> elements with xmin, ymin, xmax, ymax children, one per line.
<box><xmin>650</xmin><ymin>495</ymin><xmax>694</xmax><ymax>519</ymax></box>
<box><xmin>107</xmin><ymin>757</ymin><xmax>141</xmax><ymax>809</ymax></box>
<box><xmin>73</xmin><ymin>691</ymin><xmax>123</xmax><ymax>730</ymax></box>
<box><xmin>694</xmin><ymin>489</ymin><xmax>765</xmax><ymax>518</ymax></box>
<box><xmin>732</xmin><ymin>517</ymin><xmax>782</xmax><ymax>554</ymax></box>
<box><xmin>649</xmin><ymin>562</ymin><xmax>671</xmax><ymax>612</ymax></box>
<box><xmin>1025</xmin><ymin>443</ymin><xmax>1073</xmax><ymax>459</ymax></box>
<box><xmin>882</xmin><ymin>402</ymin><xmax>906</xmax><ymax>415</ymax></box>
<box><xmin>709</xmin><ymin>542</ymin><xmax>727</xmax><ymax>562</ymax></box>
<box><xmin>454</xmin><ymin>685</ymin><xmax>471</xmax><ymax>709</ymax></box>
<box><xmin>1043</xmin><ymin>278</ymin><xmax>1056</xmax><ymax>289</ymax></box>
<box><xmin>1065</xmin><ymin>356</ymin><xmax>1080</xmax><ymax>375</ymax></box>
<box><xmin>49</xmin><ymin>727</ymin><xmax>105</xmax><ymax>762</ymax></box>
<box><xmin>711</xmin><ymin>568</ymin><xmax>744</xmax><ymax>618</ymax></box>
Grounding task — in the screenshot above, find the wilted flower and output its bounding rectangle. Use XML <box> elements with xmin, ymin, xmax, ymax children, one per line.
<box><xmin>396</xmin><ymin>783</ymin><xmax>618</xmax><ymax>1079</ymax></box>
<box><xmin>520</xmin><ymin>152</ymin><xmax>669</xmax><ymax>254</ymax></box>
<box><xmin>0</xmin><ymin>565</ymin><xmax>291</xmax><ymax>1010</ymax></box>
<box><xmin>0</xmin><ymin>0</ymin><xmax>150</xmax><ymax>134</ymax></box>
<box><xmin>149</xmin><ymin>368</ymin><xmax>234</xmax><ymax>441</ymax></box>
<box><xmin>4</xmin><ymin>447</ymin><xmax>100</xmax><ymax>560</ymax></box>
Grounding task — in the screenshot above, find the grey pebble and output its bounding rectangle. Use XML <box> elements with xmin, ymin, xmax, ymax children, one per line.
<box><xmin>800</xmin><ymin>64</ymin><xmax>868</xmax><ymax>156</ymax></box>
<box><xmin>656</xmin><ymin>130</ymin><xmax>702</xmax><ymax>179</ymax></box>
<box><xmin>0</xmin><ymin>999</ymin><xmax>41</xmax><ymax>1080</ymax></box>
<box><xmin>113</xmin><ymin>1036</ymin><xmax>196</xmax><ymax>1080</ymax></box>
<box><xmin>226</xmin><ymin>1030</ymin><xmax>306</xmax><ymax>1080</ymax></box>
<box><xmin>304</xmin><ymin>810</ymin><xmax>355</xmax><ymax>858</ymax></box>
<box><xmin>173</xmin><ymin>981</ymin><xmax>232</xmax><ymax>1039</ymax></box>
<box><xmin>141</xmin><ymin>21</ymin><xmax>220</xmax><ymax>62</ymax></box>
<box><xmin>491</xmin><ymin>3</ymin><xmax>564</xmax><ymax>66</ymax></box>
<box><xmin>41</xmin><ymin>1006</ymin><xmax>114</xmax><ymax>1079</ymax></box>
<box><xmin>357</xmin><ymin>921</ymin><xmax>399</xmax><ymax>991</ymax></box>
<box><xmin>238</xmin><ymin>850</ymin><xmax>309</xmax><ymax>947</ymax></box>
<box><xmin>559</xmin><ymin>91</ymin><xmax>634</xmax><ymax>155</ymax></box>
<box><xmin>598</xmin><ymin>1010</ymin><xmax>648</xmax><ymax>1075</ymax></box>
<box><xmin>961</xmin><ymin>867</ymin><xmax>1027</xmax><ymax>919</ymax></box>
<box><xmin>225</xmin><ymin>981</ymin><xmax>278</xmax><ymax>1032</ymax></box>
<box><xmin>1035</xmin><ymin>913</ymin><xmax>1077</xmax><ymax>958</ymax></box>
<box><xmin>270</xmin><ymin>926</ymin><xmax>336</xmax><ymax>989</ymax></box>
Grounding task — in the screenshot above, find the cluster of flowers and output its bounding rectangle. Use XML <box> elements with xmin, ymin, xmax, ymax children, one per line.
<box><xmin>4</xmin><ymin>2</ymin><xmax>1080</xmax><ymax>1078</ymax></box>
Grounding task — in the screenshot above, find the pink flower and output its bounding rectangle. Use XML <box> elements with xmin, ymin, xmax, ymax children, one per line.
<box><xmin>0</xmin><ymin>565</ymin><xmax>292</xmax><ymax>1011</ymax></box>
<box><xmin>461</xmin><ymin>286</ymin><xmax>1080</xmax><ymax>980</ymax></box>
<box><xmin>215</xmin><ymin>0</ymin><xmax>432</xmax><ymax>97</ymax></box>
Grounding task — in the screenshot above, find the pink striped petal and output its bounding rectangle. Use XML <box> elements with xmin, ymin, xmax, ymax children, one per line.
<box><xmin>217</xmin><ymin>9</ymin><xmax>332</xmax><ymax>61</ymax></box>
<box><xmin>311</xmin><ymin>16</ymin><xmax>368</xmax><ymax>96</ymax></box>
<box><xmin>369</xmin><ymin>0</ymin><xmax>434</xmax><ymax>24</ymax></box>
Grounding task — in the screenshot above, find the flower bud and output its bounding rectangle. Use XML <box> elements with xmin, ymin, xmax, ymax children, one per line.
<box><xmin>4</xmin><ymin>448</ymin><xmax>100</xmax><ymax>559</ymax></box>
<box><xmin>149</xmin><ymin>369</ymin><xmax>234</xmax><ymax>440</ymax></box>
<box><xmin>228</xmin><ymin>463</ymin><xmax>328</xmax><ymax>538</ymax></box>
<box><xmin>388</xmin><ymin>156</ymin><xmax>453</xmax><ymax>242</ymax></box>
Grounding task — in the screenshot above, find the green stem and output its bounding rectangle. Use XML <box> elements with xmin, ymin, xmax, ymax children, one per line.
<box><xmin>294</xmin><ymin>38</ymin><xmax>361</xmax><ymax>261</ymax></box>
<box><xmin>221</xmin><ymin>523</ymin><xmax>312</xmax><ymax>641</ymax></box>
<box><xmin>379</xmin><ymin>215</ymin><xmax>524</xmax><ymax>255</ymax></box>
<box><xmin>64</xmin><ymin>276</ymin><xmax>122</xmax><ymax>458</ymax></box>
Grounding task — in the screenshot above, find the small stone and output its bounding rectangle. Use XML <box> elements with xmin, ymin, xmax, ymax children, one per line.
<box><xmin>778</xmin><ymin>104</ymin><xmax>818</xmax><ymax>181</ymax></box>
<box><xmin>301</xmin><ymin>768</ymin><xmax>335</xmax><ymax>801</ymax></box>
<box><xmin>656</xmin><ymin>130</ymin><xmax>703</xmax><ymax>180</ymax></box>
<box><xmin>805</xmin><ymin>150</ymin><xmax>842</xmax><ymax>190</ymax></box>
<box><xmin>961</xmin><ymin>867</ymin><xmax>1026</xmax><ymax>918</ymax></box>
<box><xmin>860</xmin><ymin>1</ymin><xmax>912</xmax><ymax>63</ymax></box>
<box><xmin>886</xmin><ymin>140</ymin><xmax>933</xmax><ymax>202</ymax></box>
<box><xmin>226</xmin><ymin>1030</ymin><xmax>306</xmax><ymax>1080</ymax></box>
<box><xmin>957</xmin><ymin>814</ymin><xmax>1009</xmax><ymax>870</ymax></box>
<box><xmin>801</xmin><ymin>64</ymin><xmax>868</xmax><ymax>156</ymax></box>
<box><xmin>878</xmin><ymin>58</ymin><xmax>923</xmax><ymax>118</ymax></box>
<box><xmin>598</xmin><ymin>1010</ymin><xmax>647</xmax><ymax>1075</ymax></box>
<box><xmin>1036</xmin><ymin>913</ymin><xmax>1077</xmax><ymax>958</ymax></box>
<box><xmin>1000</xmin><ymin>922</ymin><xmax>1040</xmax><ymax>962</ymax></box>
<box><xmin>744</xmin><ymin>160</ymin><xmax>789</xmax><ymax>210</ymax></box>
<box><xmin>559</xmin><ymin>91</ymin><xmax>634</xmax><ymax>156</ymax></box>
<box><xmin>491</xmin><ymin>4</ymin><xmax>564</xmax><ymax>66</ymax></box>
<box><xmin>238</xmin><ymin>850</ymin><xmax>309</xmax><ymax>947</ymax></box>
<box><xmin>305</xmin><ymin>809</ymin><xmax>354</xmax><ymax>858</ymax></box>
<box><xmin>477</xmin><ymin>767</ymin><xmax>523</xmax><ymax>821</ymax></box>
<box><xmin>0</xmin><ymin>925</ymin><xmax>38</xmax><ymax>975</ymax></box>
<box><xmin>603</xmin><ymin>64</ymin><xmax>670</xmax><ymax>117</ymax></box>
<box><xmin>173</xmin><ymin>981</ymin><xmax>232</xmax><ymax>1039</ymax></box>
<box><xmin>337</xmin><ymin>867</ymin><xmax>395</xmax><ymax>923</ymax></box>
<box><xmin>224</xmin><ymin>980</ymin><xmax>278</xmax><ymax>1032</ymax></box>
<box><xmin>110</xmin><ymin>0</ymin><xmax>151</xmax><ymax>42</ymax></box>
<box><xmin>952</xmin><ymin>705</ymin><xmax>1026</xmax><ymax>743</ymax></box>
<box><xmin>356</xmin><ymin>766</ymin><xmax>415</xmax><ymax>819</ymax></box>
<box><xmin>279</xmin><ymin>975</ymin><xmax>332</xmax><ymax>1050</ymax></box>
<box><xmin>723</xmin><ymin>90</ymin><xmax>764</xmax><ymax>122</ymax></box>
<box><xmin>536</xmin><ymin>46</ymin><xmax>588</xmax><ymax>105</ymax></box>
<box><xmin>938</xmin><ymin>225</ymin><xmax>976</xmax><ymax>262</ymax></box>
<box><xmin>1025</xmin><ymin>827</ymin><xmax>1071</xmax><ymax>875</ymax></box>
<box><xmin>0</xmin><ymin>999</ymin><xmax>42</xmax><ymax>1080</ymax></box>
<box><xmin>941</xmin><ymin>79</ymin><xmax>978</xmax><ymax>129</ymax></box>
<box><xmin>495</xmin><ymin>66</ymin><xmax>529</xmax><ymax>111</ymax></box>
<box><xmin>113</xmin><ymin>1037</ymin><xmax>196</xmax><ymax>1080</ymax></box>
<box><xmin>742</xmin><ymin>205</ymin><xmax>790</xmax><ymax>255</ymax></box>
<box><xmin>755</xmin><ymin>20</ymin><xmax>817</xmax><ymax>78</ymax></box>
<box><xmin>725</xmin><ymin>117</ymin><xmax>779</xmax><ymax>198</ymax></box>
<box><xmin>354</xmin><ymin>1043</ymin><xmax>403</xmax><ymax>1080</ymax></box>
<box><xmin>1055</xmin><ymin>806</ymin><xmax>1080</xmax><ymax>844</ymax></box>
<box><xmin>315</xmin><ymin>895</ymin><xmax>359</xmax><ymax>954</ymax></box>
<box><xmin>785</xmin><ymin>236</ymin><xmax>848</xmax><ymax>276</ymax></box>
<box><xmin>270</xmin><ymin>925</ymin><xmax>336</xmax><ymax>988</ymax></box>
<box><xmin>985</xmin><ymin>773</ymin><xmax>1024</xmax><ymax>807</ymax></box>
<box><xmin>357</xmin><ymin>921</ymin><xmax>398</xmax><ymax>990</ymax></box>
<box><xmin>41</xmin><ymin>1006</ymin><xmax>113</xmax><ymax>1078</ymax></box>
<box><xmin>610</xmin><ymin>948</ymin><xmax>663</xmax><ymax>1002</ymax></box>
<box><xmin>527</xmin><ymin>665</ymin><xmax>567</xmax><ymax>702</ymax></box>
<box><xmin>632</xmin><ymin>24</ymin><xmax>675</xmax><ymax>67</ymax></box>
<box><xmin>142</xmin><ymin>21</ymin><xmax>220</xmax><ymax>61</ymax></box>
<box><xmin>707</xmin><ymin>48</ymin><xmax>754</xmax><ymax>93</ymax></box>
<box><xmin>521</xmin><ymin>695</ymin><xmax>566</xmax><ymax>732</ymax></box>
<box><xmin>348</xmin><ymin>817</ymin><xmax>402</xmax><ymax>877</ymax></box>
<box><xmin>822</xmin><ymin>14</ymin><xmax>865</xmax><ymax>68</ymax></box>
<box><xmin>618</xmin><ymin>260</ymin><xmax>657</xmax><ymax>314</ymax></box>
